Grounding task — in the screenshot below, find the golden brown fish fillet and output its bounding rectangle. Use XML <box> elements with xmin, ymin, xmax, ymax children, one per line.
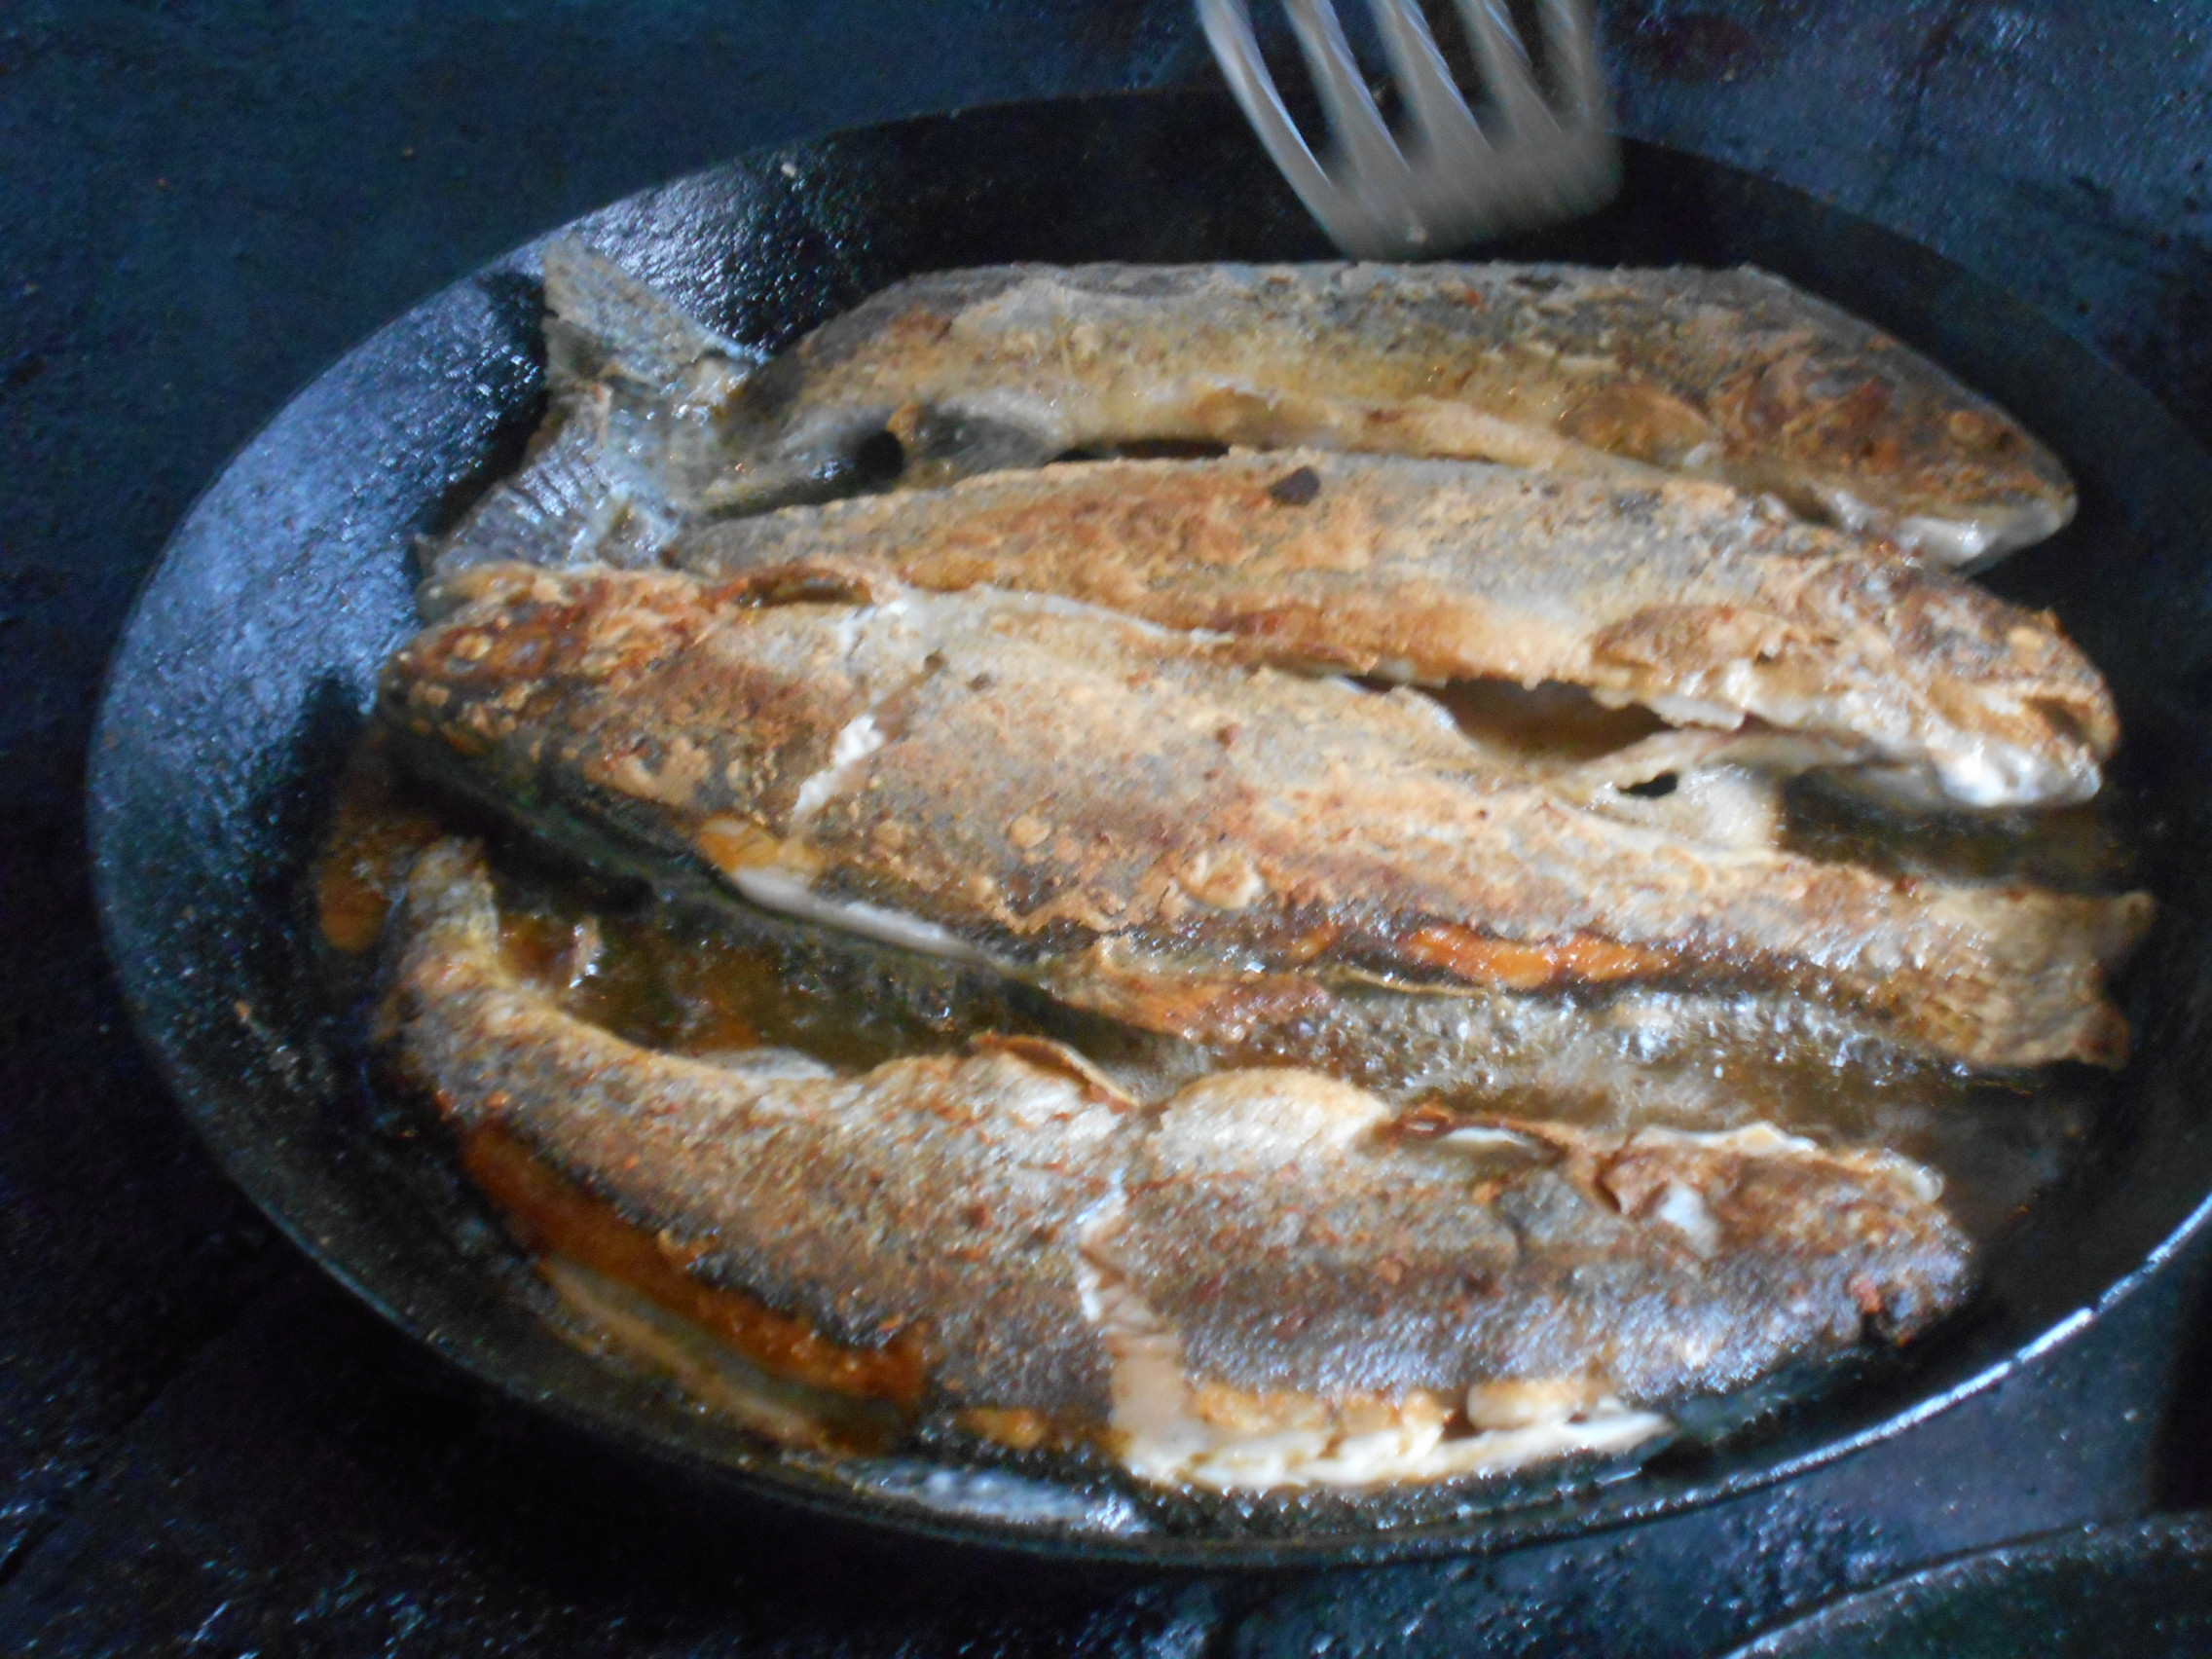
<box><xmin>667</xmin><ymin>451</ymin><xmax>2114</xmax><ymax>808</ymax></box>
<box><xmin>380</xmin><ymin>563</ymin><xmax>2150</xmax><ymax>1068</ymax></box>
<box><xmin>379</xmin><ymin>840</ymin><xmax>1976</xmax><ymax>1491</ymax></box>
<box><xmin>705</xmin><ymin>260</ymin><xmax>2073</xmax><ymax>566</ymax></box>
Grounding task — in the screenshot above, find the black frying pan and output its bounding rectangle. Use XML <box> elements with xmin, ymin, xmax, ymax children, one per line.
<box><xmin>87</xmin><ymin>87</ymin><xmax>2212</xmax><ymax>1567</ymax></box>
<box><xmin>1724</xmin><ymin>1514</ymin><xmax>2212</xmax><ymax>1657</ymax></box>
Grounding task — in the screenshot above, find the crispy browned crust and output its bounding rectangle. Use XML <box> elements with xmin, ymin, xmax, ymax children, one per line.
<box><xmin>379</xmin><ymin>842</ymin><xmax>1976</xmax><ymax>1424</ymax></box>
<box><xmin>671</xmin><ymin>451</ymin><xmax>2114</xmax><ymax>808</ymax></box>
<box><xmin>381</xmin><ymin>564</ymin><xmax>2150</xmax><ymax>1068</ymax></box>
<box><xmin>722</xmin><ymin>262</ymin><xmax>2074</xmax><ymax>563</ymax></box>
<box><xmin>1109</xmin><ymin>1082</ymin><xmax>1972</xmax><ymax>1402</ymax></box>
<box><xmin>459</xmin><ymin>1124</ymin><xmax>928</xmax><ymax>1410</ymax></box>
<box><xmin>380</xmin><ymin>842</ymin><xmax>1128</xmax><ymax>1415</ymax></box>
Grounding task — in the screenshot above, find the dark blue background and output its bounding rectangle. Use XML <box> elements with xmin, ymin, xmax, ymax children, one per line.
<box><xmin>4</xmin><ymin>3</ymin><xmax>2210</xmax><ymax>1652</ymax></box>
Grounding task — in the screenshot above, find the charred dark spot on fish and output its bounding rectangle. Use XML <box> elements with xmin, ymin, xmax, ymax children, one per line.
<box><xmin>1623</xmin><ymin>773</ymin><xmax>1679</xmax><ymax>799</ymax></box>
<box><xmin>1052</xmin><ymin>439</ymin><xmax>1233</xmax><ymax>464</ymax></box>
<box><xmin>848</xmin><ymin>427</ymin><xmax>907</xmax><ymax>488</ymax></box>
<box><xmin>2030</xmin><ymin>697</ymin><xmax>2094</xmax><ymax>750</ymax></box>
<box><xmin>709</xmin><ymin>559</ymin><xmax>884</xmax><ymax>608</ymax></box>
<box><xmin>1267</xmin><ymin>465</ymin><xmax>1322</xmax><ymax>507</ymax></box>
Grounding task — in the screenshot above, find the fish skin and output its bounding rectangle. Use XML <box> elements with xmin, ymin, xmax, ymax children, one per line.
<box><xmin>1106</xmin><ymin>1078</ymin><xmax>1968</xmax><ymax>1404</ymax></box>
<box><xmin>707</xmin><ymin>261</ymin><xmax>2074</xmax><ymax>566</ymax></box>
<box><xmin>666</xmin><ymin>450</ymin><xmax>2115</xmax><ymax>810</ymax></box>
<box><xmin>380</xmin><ymin>563</ymin><xmax>2150</xmax><ymax>1069</ymax></box>
<box><xmin>380</xmin><ymin>841</ymin><xmax>1127</xmax><ymax>1415</ymax></box>
<box><xmin>395</xmin><ymin>789</ymin><xmax>1972</xmax><ymax>1149</ymax></box>
<box><xmin>378</xmin><ymin>841</ymin><xmax>1976</xmax><ymax>1450</ymax></box>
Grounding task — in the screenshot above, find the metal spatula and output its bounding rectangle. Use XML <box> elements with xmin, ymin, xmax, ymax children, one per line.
<box><xmin>1198</xmin><ymin>0</ymin><xmax>1618</xmax><ymax>258</ymax></box>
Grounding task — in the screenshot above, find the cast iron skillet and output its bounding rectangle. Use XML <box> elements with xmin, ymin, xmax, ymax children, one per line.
<box><xmin>1723</xmin><ymin>1514</ymin><xmax>2212</xmax><ymax>1657</ymax></box>
<box><xmin>89</xmin><ymin>87</ymin><xmax>2212</xmax><ymax>1566</ymax></box>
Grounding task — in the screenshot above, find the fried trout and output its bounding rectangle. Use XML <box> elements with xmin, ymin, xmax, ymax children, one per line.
<box><xmin>431</xmin><ymin>248</ymin><xmax>2072</xmax><ymax>576</ymax></box>
<box><xmin>380</xmin><ymin>839</ymin><xmax>1975</xmax><ymax>1492</ymax></box>
<box><xmin>702</xmin><ymin>259</ymin><xmax>2071</xmax><ymax>565</ymax></box>
<box><xmin>663</xmin><ymin>451</ymin><xmax>2113</xmax><ymax>809</ymax></box>
<box><xmin>379</xmin><ymin>562</ymin><xmax>2150</xmax><ymax>1069</ymax></box>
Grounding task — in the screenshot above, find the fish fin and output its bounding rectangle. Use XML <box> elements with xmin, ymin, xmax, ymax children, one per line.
<box><xmin>539</xmin><ymin>238</ymin><xmax>761</xmax><ymax>397</ymax></box>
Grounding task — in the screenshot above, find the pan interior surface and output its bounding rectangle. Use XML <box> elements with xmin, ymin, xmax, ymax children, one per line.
<box><xmin>88</xmin><ymin>90</ymin><xmax>2212</xmax><ymax>1565</ymax></box>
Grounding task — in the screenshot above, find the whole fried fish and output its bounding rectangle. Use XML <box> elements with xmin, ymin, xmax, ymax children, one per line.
<box><xmin>380</xmin><ymin>563</ymin><xmax>2150</xmax><ymax>1069</ymax></box>
<box><xmin>707</xmin><ymin>260</ymin><xmax>2073</xmax><ymax>566</ymax></box>
<box><xmin>380</xmin><ymin>840</ymin><xmax>1974</xmax><ymax>1491</ymax></box>
<box><xmin>430</xmin><ymin>248</ymin><xmax>2074</xmax><ymax>577</ymax></box>
<box><xmin>666</xmin><ymin>451</ymin><xmax>2114</xmax><ymax>809</ymax></box>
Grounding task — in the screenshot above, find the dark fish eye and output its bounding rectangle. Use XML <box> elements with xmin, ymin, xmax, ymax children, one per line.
<box><xmin>849</xmin><ymin>428</ymin><xmax>907</xmax><ymax>487</ymax></box>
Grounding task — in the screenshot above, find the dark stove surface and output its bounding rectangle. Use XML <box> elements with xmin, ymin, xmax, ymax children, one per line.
<box><xmin>5</xmin><ymin>3</ymin><xmax>2211</xmax><ymax>1653</ymax></box>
